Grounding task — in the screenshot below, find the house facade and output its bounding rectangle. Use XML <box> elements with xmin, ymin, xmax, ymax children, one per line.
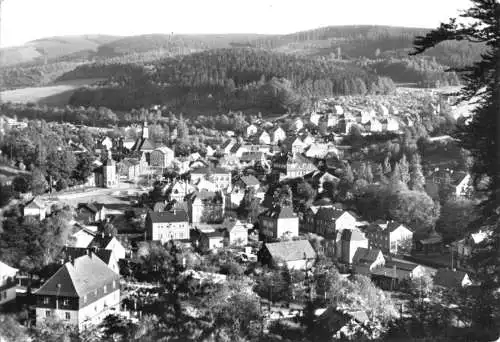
<box><xmin>0</xmin><ymin>261</ymin><xmax>18</xmax><ymax>305</ymax></box>
<box><xmin>259</xmin><ymin>206</ymin><xmax>299</xmax><ymax>240</ymax></box>
<box><xmin>146</xmin><ymin>210</ymin><xmax>190</xmax><ymax>242</ymax></box>
<box><xmin>340</xmin><ymin>229</ymin><xmax>369</xmax><ymax>264</ymax></box>
<box><xmin>150</xmin><ymin>146</ymin><xmax>175</xmax><ymax>168</ymax></box>
<box><xmin>190</xmin><ymin>167</ymin><xmax>231</xmax><ymax>191</ymax></box>
<box><xmin>24</xmin><ymin>197</ymin><xmax>47</xmax><ymax>221</ymax></box>
<box><xmin>272</xmin><ymin>153</ymin><xmax>318</xmax><ymax>180</ymax></box>
<box><xmin>258</xmin><ymin>240</ymin><xmax>316</xmax><ymax>270</ymax></box>
<box><xmin>35</xmin><ymin>254</ymin><xmax>120</xmax><ymax>330</ymax></box>
<box><xmin>366</xmin><ymin>221</ymin><xmax>413</xmax><ymax>255</ymax></box>
<box><xmin>187</xmin><ymin>191</ymin><xmax>225</xmax><ymax>224</ymax></box>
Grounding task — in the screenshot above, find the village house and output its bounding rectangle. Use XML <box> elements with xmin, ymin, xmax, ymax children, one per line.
<box><xmin>197</xmin><ymin>230</ymin><xmax>225</xmax><ymax>251</ymax></box>
<box><xmin>309</xmin><ymin>112</ymin><xmax>322</xmax><ymax>126</ymax></box>
<box><xmin>205</xmin><ymin>145</ymin><xmax>215</xmax><ymax>157</ymax></box>
<box><xmin>258</xmin><ymin>240</ymin><xmax>316</xmax><ymax>270</ymax></box>
<box><xmin>186</xmin><ymin>191</ymin><xmax>225</xmax><ymax>224</ymax></box>
<box><xmin>430</xmin><ymin>170</ymin><xmax>472</xmax><ymax>198</ymax></box>
<box><xmin>75</xmin><ymin>203</ymin><xmax>107</xmax><ymax>224</ymax></box>
<box><xmin>229</xmin><ymin>143</ymin><xmax>249</xmax><ymax>158</ymax></box>
<box><xmin>300</xmin><ymin>205</ymin><xmax>324</xmax><ymax>233</ymax></box>
<box><xmin>190</xmin><ymin>167</ymin><xmax>231</xmax><ymax>191</ymax></box>
<box><xmin>232</xmin><ymin>175</ymin><xmax>261</xmax><ymax>192</ymax></box>
<box><xmin>88</xmin><ymin>233</ymin><xmax>127</xmax><ymax>260</ymax></box>
<box><xmin>60</xmin><ymin>247</ymin><xmax>120</xmax><ymax>275</ymax></box>
<box><xmin>130</xmin><ymin>122</ymin><xmax>158</xmax><ymax>161</ymax></box>
<box><xmin>272</xmin><ymin>153</ymin><xmax>318</xmax><ymax>180</ymax></box>
<box><xmin>150</xmin><ymin>146</ymin><xmax>175</xmax><ymax>169</ymax></box>
<box><xmin>254</xmin><ymin>130</ymin><xmax>270</xmax><ymax>145</ymax></box>
<box><xmin>168</xmin><ymin>180</ymin><xmax>195</xmax><ymax>202</ymax></box>
<box><xmin>304</xmin><ymin>143</ymin><xmax>337</xmax><ymax>159</ymax></box>
<box><xmin>370</xmin><ymin>258</ymin><xmax>435</xmax><ymax>290</ymax></box>
<box><xmin>94</xmin><ymin>151</ymin><xmax>119</xmax><ymax>188</ymax></box>
<box><xmin>381</xmin><ymin>118</ymin><xmax>400</xmax><ymax>132</ymax></box>
<box><xmin>240</xmin><ymin>152</ymin><xmax>267</xmax><ymax>167</ymax></box>
<box><xmin>223</xmin><ymin>218</ymin><xmax>249</xmax><ymax>246</ymax></box>
<box><xmin>23</xmin><ymin>197</ymin><xmax>47</xmax><ymax>221</ymax></box>
<box><xmin>340</xmin><ymin>229</ymin><xmax>369</xmax><ymax>265</ymax></box>
<box><xmin>285</xmin><ymin>136</ymin><xmax>308</xmax><ymax>154</ymax></box>
<box><xmin>70</xmin><ymin>226</ymin><xmax>98</xmax><ymax>249</ymax></box>
<box><xmin>246</xmin><ymin>124</ymin><xmax>259</xmax><ymax>137</ymax></box>
<box><xmin>292</xmin><ymin>118</ymin><xmax>304</xmax><ymax>131</ymax></box>
<box><xmin>270</xmin><ymin>126</ymin><xmax>286</xmax><ymax>145</ymax></box>
<box><xmin>352</xmin><ymin>248</ymin><xmax>385</xmax><ymax>275</ymax></box>
<box><xmin>117</xmin><ymin>155</ymin><xmax>147</xmax><ymax>181</ymax></box>
<box><xmin>304</xmin><ymin>170</ymin><xmax>340</xmax><ymax>193</ymax></box>
<box><xmin>0</xmin><ymin>261</ymin><xmax>18</xmax><ymax>305</ymax></box>
<box><xmin>220</xmin><ymin>139</ymin><xmax>236</xmax><ymax>155</ymax></box>
<box><xmin>99</xmin><ymin>136</ymin><xmax>113</xmax><ymax>151</ymax></box>
<box><xmin>365</xmin><ymin>221</ymin><xmax>413</xmax><ymax>255</ymax></box>
<box><xmin>146</xmin><ymin>210</ymin><xmax>190</xmax><ymax>242</ymax></box>
<box><xmin>313</xmin><ymin>208</ymin><xmax>358</xmax><ymax>240</ymax></box>
<box><xmin>452</xmin><ymin>231</ymin><xmax>488</xmax><ymax>262</ymax></box>
<box><xmin>258</xmin><ymin>205</ymin><xmax>299</xmax><ymax>240</ymax></box>
<box><xmin>35</xmin><ymin>253</ymin><xmax>121</xmax><ymax>330</ymax></box>
<box><xmin>194</xmin><ymin>178</ymin><xmax>218</xmax><ymax>192</ymax></box>
<box><xmin>365</xmin><ymin>119</ymin><xmax>383</xmax><ymax>133</ymax></box>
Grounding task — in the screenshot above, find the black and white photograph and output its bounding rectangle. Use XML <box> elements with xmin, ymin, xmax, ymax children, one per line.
<box><xmin>0</xmin><ymin>0</ymin><xmax>499</xmax><ymax>341</ymax></box>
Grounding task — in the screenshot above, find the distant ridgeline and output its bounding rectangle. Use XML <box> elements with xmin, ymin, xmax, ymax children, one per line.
<box><xmin>61</xmin><ymin>48</ymin><xmax>395</xmax><ymax>115</ymax></box>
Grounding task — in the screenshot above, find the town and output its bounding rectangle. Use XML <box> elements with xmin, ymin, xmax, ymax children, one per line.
<box><xmin>0</xmin><ymin>87</ymin><xmax>486</xmax><ymax>341</ymax></box>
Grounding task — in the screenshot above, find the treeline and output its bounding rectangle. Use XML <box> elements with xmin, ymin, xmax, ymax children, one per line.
<box><xmin>63</xmin><ymin>48</ymin><xmax>395</xmax><ymax>114</ymax></box>
<box><xmin>367</xmin><ymin>57</ymin><xmax>461</xmax><ymax>87</ymax></box>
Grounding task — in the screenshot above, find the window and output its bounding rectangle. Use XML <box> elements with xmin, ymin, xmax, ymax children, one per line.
<box><xmin>45</xmin><ymin>310</ymin><xmax>51</xmax><ymax>317</ymax></box>
<box><xmin>63</xmin><ymin>298</ymin><xmax>69</xmax><ymax>306</ymax></box>
<box><xmin>43</xmin><ymin>297</ymin><xmax>49</xmax><ymax>305</ymax></box>
<box><xmin>103</xmin><ymin>285</ymin><xmax>107</xmax><ymax>294</ymax></box>
<box><xmin>83</xmin><ymin>295</ymin><xmax>87</xmax><ymax>303</ymax></box>
<box><xmin>65</xmin><ymin>312</ymin><xmax>71</xmax><ymax>320</ymax></box>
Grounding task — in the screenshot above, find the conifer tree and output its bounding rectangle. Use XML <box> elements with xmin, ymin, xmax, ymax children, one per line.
<box><xmin>399</xmin><ymin>154</ymin><xmax>410</xmax><ymax>186</ymax></box>
<box><xmin>409</xmin><ymin>153</ymin><xmax>426</xmax><ymax>191</ymax></box>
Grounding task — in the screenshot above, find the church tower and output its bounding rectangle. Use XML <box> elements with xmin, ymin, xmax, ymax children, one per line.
<box><xmin>103</xmin><ymin>150</ymin><xmax>117</xmax><ymax>188</ymax></box>
<box><xmin>142</xmin><ymin>121</ymin><xmax>149</xmax><ymax>140</ymax></box>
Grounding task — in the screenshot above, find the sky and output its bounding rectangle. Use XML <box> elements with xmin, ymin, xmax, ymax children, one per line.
<box><xmin>1</xmin><ymin>0</ymin><xmax>472</xmax><ymax>48</ymax></box>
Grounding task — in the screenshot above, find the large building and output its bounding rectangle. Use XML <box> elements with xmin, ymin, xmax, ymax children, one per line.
<box><xmin>35</xmin><ymin>253</ymin><xmax>120</xmax><ymax>330</ymax></box>
<box><xmin>130</xmin><ymin>122</ymin><xmax>158</xmax><ymax>162</ymax></box>
<box><xmin>190</xmin><ymin>167</ymin><xmax>231</xmax><ymax>191</ymax></box>
<box><xmin>272</xmin><ymin>153</ymin><xmax>318</xmax><ymax>180</ymax></box>
<box><xmin>259</xmin><ymin>206</ymin><xmax>299</xmax><ymax>240</ymax></box>
<box><xmin>365</xmin><ymin>221</ymin><xmax>413</xmax><ymax>255</ymax></box>
<box><xmin>150</xmin><ymin>146</ymin><xmax>175</xmax><ymax>169</ymax></box>
<box><xmin>146</xmin><ymin>210</ymin><xmax>190</xmax><ymax>242</ymax></box>
<box><xmin>186</xmin><ymin>191</ymin><xmax>225</xmax><ymax>224</ymax></box>
<box><xmin>258</xmin><ymin>240</ymin><xmax>316</xmax><ymax>270</ymax></box>
<box><xmin>95</xmin><ymin>151</ymin><xmax>119</xmax><ymax>188</ymax></box>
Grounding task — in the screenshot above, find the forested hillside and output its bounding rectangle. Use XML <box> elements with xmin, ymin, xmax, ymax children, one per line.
<box><xmin>65</xmin><ymin>48</ymin><xmax>395</xmax><ymax>115</ymax></box>
<box><xmin>252</xmin><ymin>25</ymin><xmax>485</xmax><ymax>67</ymax></box>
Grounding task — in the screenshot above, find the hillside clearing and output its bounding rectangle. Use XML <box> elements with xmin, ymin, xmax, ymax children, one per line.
<box><xmin>0</xmin><ymin>78</ymin><xmax>104</xmax><ymax>105</ymax></box>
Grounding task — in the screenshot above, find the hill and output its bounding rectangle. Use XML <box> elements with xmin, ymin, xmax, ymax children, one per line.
<box><xmin>0</xmin><ymin>35</ymin><xmax>121</xmax><ymax>66</ymax></box>
<box><xmin>251</xmin><ymin>25</ymin><xmax>485</xmax><ymax>67</ymax></box>
<box><xmin>65</xmin><ymin>48</ymin><xmax>395</xmax><ymax>115</ymax></box>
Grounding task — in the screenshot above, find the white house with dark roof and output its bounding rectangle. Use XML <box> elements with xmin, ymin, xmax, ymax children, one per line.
<box><xmin>258</xmin><ymin>240</ymin><xmax>316</xmax><ymax>270</ymax></box>
<box><xmin>352</xmin><ymin>247</ymin><xmax>385</xmax><ymax>275</ymax></box>
<box><xmin>35</xmin><ymin>253</ymin><xmax>120</xmax><ymax>330</ymax></box>
<box><xmin>246</xmin><ymin>124</ymin><xmax>259</xmax><ymax>137</ymax></box>
<box><xmin>146</xmin><ymin>210</ymin><xmax>190</xmax><ymax>242</ymax></box>
<box><xmin>258</xmin><ymin>206</ymin><xmax>299</xmax><ymax>240</ymax></box>
<box><xmin>434</xmin><ymin>269</ymin><xmax>472</xmax><ymax>289</ymax></box>
<box><xmin>150</xmin><ymin>146</ymin><xmax>175</xmax><ymax>168</ymax></box>
<box><xmin>365</xmin><ymin>221</ymin><xmax>413</xmax><ymax>255</ymax></box>
<box><xmin>88</xmin><ymin>234</ymin><xmax>126</xmax><ymax>260</ymax></box>
<box><xmin>340</xmin><ymin>229</ymin><xmax>369</xmax><ymax>264</ymax></box>
<box><xmin>220</xmin><ymin>139</ymin><xmax>236</xmax><ymax>155</ymax></box>
<box><xmin>270</xmin><ymin>126</ymin><xmax>286</xmax><ymax>145</ymax></box>
<box><xmin>23</xmin><ymin>197</ymin><xmax>47</xmax><ymax>220</ymax></box>
<box><xmin>257</xmin><ymin>130</ymin><xmax>271</xmax><ymax>145</ymax></box>
<box><xmin>0</xmin><ymin>261</ymin><xmax>18</xmax><ymax>305</ymax></box>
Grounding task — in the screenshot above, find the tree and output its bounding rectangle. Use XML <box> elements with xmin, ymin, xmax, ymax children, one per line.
<box><xmin>0</xmin><ymin>314</ymin><xmax>29</xmax><ymax>342</ymax></box>
<box><xmin>31</xmin><ymin>168</ymin><xmax>48</xmax><ymax>195</ymax></box>
<box><xmin>436</xmin><ymin>198</ymin><xmax>478</xmax><ymax>242</ymax></box>
<box><xmin>387</xmin><ymin>190</ymin><xmax>440</xmax><ymax>230</ymax></box>
<box><xmin>412</xmin><ymin>4</ymin><xmax>500</xmax><ymax>335</ymax></box>
<box><xmin>12</xmin><ymin>174</ymin><xmax>31</xmax><ymax>194</ymax></box>
<box><xmin>383</xmin><ymin>156</ymin><xmax>392</xmax><ymax>176</ymax></box>
<box><xmin>409</xmin><ymin>153</ymin><xmax>426</xmax><ymax>191</ymax></box>
<box><xmin>0</xmin><ymin>183</ymin><xmax>13</xmax><ymax>207</ymax></box>
<box><xmin>399</xmin><ymin>154</ymin><xmax>410</xmax><ymax>185</ymax></box>
<box><xmin>100</xmin><ymin>314</ymin><xmax>138</xmax><ymax>341</ymax></box>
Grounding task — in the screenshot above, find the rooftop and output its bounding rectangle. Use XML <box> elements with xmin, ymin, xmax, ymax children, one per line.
<box><xmin>265</xmin><ymin>240</ymin><xmax>316</xmax><ymax>262</ymax></box>
<box><xmin>148</xmin><ymin>210</ymin><xmax>189</xmax><ymax>223</ymax></box>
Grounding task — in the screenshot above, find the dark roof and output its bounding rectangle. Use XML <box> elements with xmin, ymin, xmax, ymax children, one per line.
<box><xmin>148</xmin><ymin>209</ymin><xmax>188</xmax><ymax>223</ymax></box>
<box><xmin>229</xmin><ymin>143</ymin><xmax>242</xmax><ymax>153</ymax></box>
<box><xmin>240</xmin><ymin>152</ymin><xmax>265</xmax><ymax>162</ymax></box>
<box><xmin>315</xmin><ymin>207</ymin><xmax>345</xmax><ymax>221</ymax></box>
<box><xmin>352</xmin><ymin>247</ymin><xmax>383</xmax><ymax>265</ymax></box>
<box><xmin>221</xmin><ymin>139</ymin><xmax>235</xmax><ymax>149</ymax></box>
<box><xmin>25</xmin><ymin>197</ymin><xmax>45</xmax><ymax>209</ymax></box>
<box><xmin>88</xmin><ymin>234</ymin><xmax>115</xmax><ymax>249</ymax></box>
<box><xmin>132</xmin><ymin>137</ymin><xmax>157</xmax><ymax>152</ymax></box>
<box><xmin>61</xmin><ymin>247</ymin><xmax>114</xmax><ymax>265</ymax></box>
<box><xmin>35</xmin><ymin>254</ymin><xmax>119</xmax><ymax>298</ymax></box>
<box><xmin>79</xmin><ymin>202</ymin><xmax>105</xmax><ymax>214</ymax></box>
<box><xmin>191</xmin><ymin>167</ymin><xmax>230</xmax><ymax>175</ymax></box>
<box><xmin>265</xmin><ymin>240</ymin><xmax>316</xmax><ymax>262</ymax></box>
<box><xmin>434</xmin><ymin>269</ymin><xmax>469</xmax><ymax>288</ymax></box>
<box><xmin>202</xmin><ymin>229</ymin><xmax>226</xmax><ymax>238</ymax></box>
<box><xmin>341</xmin><ymin>229</ymin><xmax>367</xmax><ymax>242</ymax></box>
<box><xmin>260</xmin><ymin>206</ymin><xmax>297</xmax><ymax>220</ymax></box>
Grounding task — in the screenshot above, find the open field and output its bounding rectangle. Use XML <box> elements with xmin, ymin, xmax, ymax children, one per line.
<box><xmin>0</xmin><ymin>78</ymin><xmax>104</xmax><ymax>106</ymax></box>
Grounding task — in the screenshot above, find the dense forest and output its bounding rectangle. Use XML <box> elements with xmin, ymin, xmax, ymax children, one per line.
<box><xmin>62</xmin><ymin>48</ymin><xmax>394</xmax><ymax>115</ymax></box>
<box><xmin>366</xmin><ymin>57</ymin><xmax>462</xmax><ymax>87</ymax></box>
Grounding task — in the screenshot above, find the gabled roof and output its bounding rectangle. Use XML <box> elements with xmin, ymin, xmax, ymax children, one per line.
<box><xmin>229</xmin><ymin>143</ymin><xmax>243</xmax><ymax>154</ymax></box>
<box><xmin>260</xmin><ymin>206</ymin><xmax>297</xmax><ymax>220</ymax></box>
<box><xmin>265</xmin><ymin>240</ymin><xmax>316</xmax><ymax>262</ymax></box>
<box><xmin>221</xmin><ymin>139</ymin><xmax>235</xmax><ymax>149</ymax></box>
<box><xmin>25</xmin><ymin>197</ymin><xmax>45</xmax><ymax>209</ymax></box>
<box><xmin>315</xmin><ymin>207</ymin><xmax>346</xmax><ymax>221</ymax></box>
<box><xmin>191</xmin><ymin>167</ymin><xmax>230</xmax><ymax>175</ymax></box>
<box><xmin>0</xmin><ymin>260</ymin><xmax>18</xmax><ymax>277</ymax></box>
<box><xmin>35</xmin><ymin>254</ymin><xmax>119</xmax><ymax>298</ymax></box>
<box><xmin>240</xmin><ymin>152</ymin><xmax>265</xmax><ymax>162</ymax></box>
<box><xmin>61</xmin><ymin>247</ymin><xmax>114</xmax><ymax>265</ymax></box>
<box><xmin>154</xmin><ymin>146</ymin><xmax>174</xmax><ymax>154</ymax></box>
<box><xmin>88</xmin><ymin>234</ymin><xmax>116</xmax><ymax>249</ymax></box>
<box><xmin>79</xmin><ymin>202</ymin><xmax>105</xmax><ymax>214</ymax></box>
<box><xmin>352</xmin><ymin>247</ymin><xmax>383</xmax><ymax>265</ymax></box>
<box><xmin>148</xmin><ymin>209</ymin><xmax>188</xmax><ymax>223</ymax></box>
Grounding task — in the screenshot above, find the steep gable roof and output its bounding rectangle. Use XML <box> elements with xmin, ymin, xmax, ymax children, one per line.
<box><xmin>260</xmin><ymin>206</ymin><xmax>297</xmax><ymax>220</ymax></box>
<box><xmin>341</xmin><ymin>229</ymin><xmax>367</xmax><ymax>242</ymax></box>
<box><xmin>35</xmin><ymin>254</ymin><xmax>119</xmax><ymax>298</ymax></box>
<box><xmin>265</xmin><ymin>240</ymin><xmax>316</xmax><ymax>262</ymax></box>
<box><xmin>352</xmin><ymin>247</ymin><xmax>383</xmax><ymax>265</ymax></box>
<box><xmin>148</xmin><ymin>209</ymin><xmax>189</xmax><ymax>223</ymax></box>
<box><xmin>315</xmin><ymin>207</ymin><xmax>346</xmax><ymax>221</ymax></box>
<box><xmin>434</xmin><ymin>269</ymin><xmax>470</xmax><ymax>288</ymax></box>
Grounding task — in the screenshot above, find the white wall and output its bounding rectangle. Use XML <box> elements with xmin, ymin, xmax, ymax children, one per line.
<box><xmin>0</xmin><ymin>286</ymin><xmax>16</xmax><ymax>305</ymax></box>
<box><xmin>276</xmin><ymin>218</ymin><xmax>299</xmax><ymax>238</ymax></box>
